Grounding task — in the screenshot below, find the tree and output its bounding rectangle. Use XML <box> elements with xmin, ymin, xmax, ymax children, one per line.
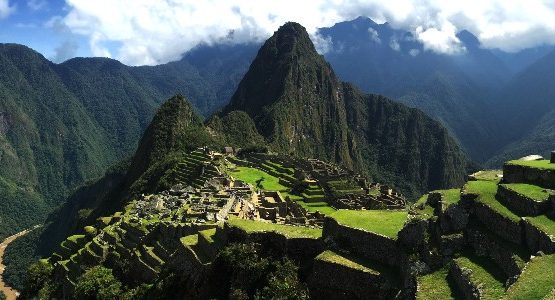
<box><xmin>25</xmin><ymin>260</ymin><xmax>54</xmax><ymax>296</ymax></box>
<box><xmin>74</xmin><ymin>266</ymin><xmax>122</xmax><ymax>300</ymax></box>
<box><xmin>257</xmin><ymin>259</ymin><xmax>309</xmax><ymax>300</ymax></box>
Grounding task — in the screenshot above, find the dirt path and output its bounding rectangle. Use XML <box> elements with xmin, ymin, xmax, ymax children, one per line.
<box><xmin>0</xmin><ymin>226</ymin><xmax>40</xmax><ymax>300</ymax></box>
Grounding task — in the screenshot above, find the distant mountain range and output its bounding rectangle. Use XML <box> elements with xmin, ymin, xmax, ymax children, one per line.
<box><xmin>318</xmin><ymin>17</ymin><xmax>555</xmax><ymax>163</ymax></box>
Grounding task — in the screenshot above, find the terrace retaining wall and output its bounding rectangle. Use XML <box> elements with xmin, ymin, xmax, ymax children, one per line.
<box><xmin>472</xmin><ymin>201</ymin><xmax>523</xmax><ymax>245</ymax></box>
<box><xmin>223</xmin><ymin>223</ymin><xmax>323</xmax><ymax>262</ymax></box>
<box><xmin>503</xmin><ymin>164</ymin><xmax>555</xmax><ymax>188</ymax></box>
<box><xmin>449</xmin><ymin>262</ymin><xmax>482</xmax><ymax>300</ymax></box>
<box><xmin>309</xmin><ymin>255</ymin><xmax>398</xmax><ymax>300</ymax></box>
<box><xmin>465</xmin><ymin>225</ymin><xmax>525</xmax><ymax>278</ymax></box>
<box><xmin>497</xmin><ymin>185</ymin><xmax>550</xmax><ymax>216</ymax></box>
<box><xmin>523</xmin><ymin>219</ymin><xmax>555</xmax><ymax>254</ymax></box>
<box><xmin>323</xmin><ymin>217</ymin><xmax>400</xmax><ymax>266</ymax></box>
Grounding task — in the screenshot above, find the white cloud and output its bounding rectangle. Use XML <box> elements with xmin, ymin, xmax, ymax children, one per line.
<box><xmin>0</xmin><ymin>0</ymin><xmax>14</xmax><ymax>19</ymax></box>
<box><xmin>60</xmin><ymin>0</ymin><xmax>555</xmax><ymax>65</ymax></box>
<box><xmin>389</xmin><ymin>37</ymin><xmax>400</xmax><ymax>51</ymax></box>
<box><xmin>368</xmin><ymin>28</ymin><xmax>381</xmax><ymax>43</ymax></box>
<box><xmin>416</xmin><ymin>23</ymin><xmax>465</xmax><ymax>54</ymax></box>
<box><xmin>409</xmin><ymin>49</ymin><xmax>420</xmax><ymax>56</ymax></box>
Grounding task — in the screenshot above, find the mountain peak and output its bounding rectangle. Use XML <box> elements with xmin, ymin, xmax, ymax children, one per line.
<box><xmin>222</xmin><ymin>21</ymin><xmax>328</xmax><ymax>118</ymax></box>
<box><xmin>456</xmin><ymin>30</ymin><xmax>480</xmax><ymax>49</ymax></box>
<box><xmin>126</xmin><ymin>95</ymin><xmax>203</xmax><ymax>182</ymax></box>
<box><xmin>270</xmin><ymin>21</ymin><xmax>317</xmax><ymax>57</ymax></box>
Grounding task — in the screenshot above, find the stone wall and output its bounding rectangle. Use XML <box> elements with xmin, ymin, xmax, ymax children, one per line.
<box><xmin>309</xmin><ymin>255</ymin><xmax>398</xmax><ymax>300</ymax></box>
<box><xmin>449</xmin><ymin>262</ymin><xmax>481</xmax><ymax>300</ymax></box>
<box><xmin>465</xmin><ymin>225</ymin><xmax>525</xmax><ymax>278</ymax></box>
<box><xmin>223</xmin><ymin>223</ymin><xmax>323</xmax><ymax>263</ymax></box>
<box><xmin>323</xmin><ymin>218</ymin><xmax>400</xmax><ymax>266</ymax></box>
<box><xmin>497</xmin><ymin>185</ymin><xmax>550</xmax><ymax>216</ymax></box>
<box><xmin>523</xmin><ymin>219</ymin><xmax>555</xmax><ymax>254</ymax></box>
<box><xmin>472</xmin><ymin>202</ymin><xmax>523</xmax><ymax>245</ymax></box>
<box><xmin>503</xmin><ymin>164</ymin><xmax>555</xmax><ymax>188</ymax></box>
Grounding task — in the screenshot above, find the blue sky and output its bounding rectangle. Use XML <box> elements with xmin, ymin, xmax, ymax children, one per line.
<box><xmin>0</xmin><ymin>0</ymin><xmax>98</xmax><ymax>61</ymax></box>
<box><xmin>2</xmin><ymin>0</ymin><xmax>555</xmax><ymax>66</ymax></box>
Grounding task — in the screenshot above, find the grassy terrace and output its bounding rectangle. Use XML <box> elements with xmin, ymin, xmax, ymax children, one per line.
<box><xmin>316</xmin><ymin>250</ymin><xmax>400</xmax><ymax>284</ymax></box>
<box><xmin>500</xmin><ymin>183</ymin><xmax>551</xmax><ymax>202</ymax></box>
<box><xmin>454</xmin><ymin>255</ymin><xmax>506</xmax><ymax>300</ymax></box>
<box><xmin>296</xmin><ymin>201</ymin><xmax>336</xmax><ymax>215</ymax></box>
<box><xmin>471</xmin><ymin>170</ymin><xmax>503</xmax><ymax>182</ymax></box>
<box><xmin>416</xmin><ymin>267</ymin><xmax>460</xmax><ymax>300</ymax></box>
<box><xmin>504</xmin><ymin>254</ymin><xmax>555</xmax><ymax>299</ymax></box>
<box><xmin>414</xmin><ymin>189</ymin><xmax>460</xmax><ymax>217</ymax></box>
<box><xmin>526</xmin><ymin>215</ymin><xmax>555</xmax><ymax>237</ymax></box>
<box><xmin>227</xmin><ymin>217</ymin><xmax>322</xmax><ymax>239</ymax></box>
<box><xmin>230</xmin><ymin>166</ymin><xmax>301</xmax><ymax>200</ymax></box>
<box><xmin>506</xmin><ymin>159</ymin><xmax>555</xmax><ymax>170</ymax></box>
<box><xmin>464</xmin><ymin>180</ymin><xmax>521</xmax><ymax>222</ymax></box>
<box><xmin>317</xmin><ymin>250</ymin><xmax>378</xmax><ymax>274</ymax></box>
<box><xmin>231</xmin><ymin>165</ymin><xmax>337</xmax><ymax>214</ymax></box>
<box><xmin>329</xmin><ymin>210</ymin><xmax>408</xmax><ymax>239</ymax></box>
<box><xmin>327</xmin><ymin>179</ymin><xmax>364</xmax><ymax>195</ymax></box>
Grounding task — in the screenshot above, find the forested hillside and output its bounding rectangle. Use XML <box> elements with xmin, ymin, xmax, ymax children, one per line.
<box><xmin>0</xmin><ymin>43</ymin><xmax>256</xmax><ymax>240</ymax></box>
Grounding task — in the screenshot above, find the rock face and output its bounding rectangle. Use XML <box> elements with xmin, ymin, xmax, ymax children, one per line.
<box><xmin>223</xmin><ymin>22</ymin><xmax>470</xmax><ymax>197</ymax></box>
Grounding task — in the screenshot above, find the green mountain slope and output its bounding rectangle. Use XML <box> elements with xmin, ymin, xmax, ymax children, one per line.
<box><xmin>223</xmin><ymin>22</ymin><xmax>471</xmax><ymax>197</ymax></box>
<box><xmin>0</xmin><ymin>43</ymin><xmax>255</xmax><ymax>239</ymax></box>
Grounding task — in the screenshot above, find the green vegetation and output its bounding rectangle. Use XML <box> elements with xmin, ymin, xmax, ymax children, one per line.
<box><xmin>471</xmin><ymin>170</ymin><xmax>503</xmax><ymax>182</ymax></box>
<box><xmin>526</xmin><ymin>215</ymin><xmax>555</xmax><ymax>237</ymax></box>
<box><xmin>327</xmin><ymin>179</ymin><xmax>364</xmax><ymax>195</ymax></box>
<box><xmin>227</xmin><ymin>218</ymin><xmax>322</xmax><ymax>239</ymax></box>
<box><xmin>222</xmin><ymin>22</ymin><xmax>470</xmax><ymax>200</ymax></box>
<box><xmin>316</xmin><ymin>250</ymin><xmax>379</xmax><ymax>274</ymax></box>
<box><xmin>464</xmin><ymin>180</ymin><xmax>521</xmax><ymax>222</ymax></box>
<box><xmin>441</xmin><ymin>189</ymin><xmax>462</xmax><ymax>204</ymax></box>
<box><xmin>295</xmin><ymin>201</ymin><xmax>337</xmax><ymax>215</ymax></box>
<box><xmin>504</xmin><ymin>254</ymin><xmax>555</xmax><ymax>299</ymax></box>
<box><xmin>209</xmin><ymin>243</ymin><xmax>308</xmax><ymax>300</ymax></box>
<box><xmin>2</xmin><ymin>229</ymin><xmax>43</xmax><ymax>290</ymax></box>
<box><xmin>329</xmin><ymin>210</ymin><xmax>408</xmax><ymax>239</ymax></box>
<box><xmin>454</xmin><ymin>255</ymin><xmax>506</xmax><ymax>300</ymax></box>
<box><xmin>74</xmin><ymin>266</ymin><xmax>122</xmax><ymax>299</ymax></box>
<box><xmin>231</xmin><ymin>167</ymin><xmax>288</xmax><ymax>191</ymax></box>
<box><xmin>501</xmin><ymin>183</ymin><xmax>550</xmax><ymax>202</ymax></box>
<box><xmin>416</xmin><ymin>267</ymin><xmax>460</xmax><ymax>300</ymax></box>
<box><xmin>506</xmin><ymin>159</ymin><xmax>555</xmax><ymax>170</ymax></box>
